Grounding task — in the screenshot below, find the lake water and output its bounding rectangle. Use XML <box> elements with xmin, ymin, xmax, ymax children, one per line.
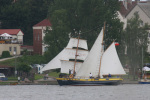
<box><xmin>0</xmin><ymin>84</ymin><xmax>149</xmax><ymax>100</ymax></box>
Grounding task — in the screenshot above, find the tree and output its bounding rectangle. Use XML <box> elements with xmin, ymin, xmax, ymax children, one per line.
<box><xmin>0</xmin><ymin>0</ymin><xmax>53</xmax><ymax>45</ymax></box>
<box><xmin>124</xmin><ymin>12</ymin><xmax>149</xmax><ymax>79</ymax></box>
<box><xmin>17</xmin><ymin>63</ymin><xmax>31</xmax><ymax>73</ymax></box>
<box><xmin>44</xmin><ymin>0</ymin><xmax>123</xmax><ymax>61</ymax></box>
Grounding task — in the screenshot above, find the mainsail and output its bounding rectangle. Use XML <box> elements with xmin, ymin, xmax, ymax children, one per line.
<box><xmin>75</xmin><ymin>28</ymin><xmax>104</xmax><ymax>78</ymax></box>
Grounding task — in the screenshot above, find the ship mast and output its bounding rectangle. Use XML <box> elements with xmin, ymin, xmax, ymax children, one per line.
<box><xmin>98</xmin><ymin>22</ymin><xmax>106</xmax><ymax>78</ymax></box>
<box><xmin>73</xmin><ymin>33</ymin><xmax>80</xmax><ymax>77</ymax></box>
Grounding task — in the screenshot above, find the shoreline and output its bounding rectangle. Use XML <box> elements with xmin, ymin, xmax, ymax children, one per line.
<box><xmin>0</xmin><ymin>79</ymin><xmax>139</xmax><ymax>85</ymax></box>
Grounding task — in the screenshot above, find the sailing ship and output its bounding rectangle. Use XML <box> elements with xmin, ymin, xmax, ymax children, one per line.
<box><xmin>56</xmin><ymin>26</ymin><xmax>126</xmax><ymax>86</ymax></box>
<box><xmin>40</xmin><ymin>38</ymin><xmax>89</xmax><ymax>74</ymax></box>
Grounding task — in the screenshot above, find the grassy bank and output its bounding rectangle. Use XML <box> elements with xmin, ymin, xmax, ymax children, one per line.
<box><xmin>48</xmin><ymin>72</ymin><xmax>60</xmax><ymax>78</ymax></box>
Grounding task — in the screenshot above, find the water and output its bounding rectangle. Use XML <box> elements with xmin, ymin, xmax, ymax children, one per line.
<box><xmin>0</xmin><ymin>84</ymin><xmax>149</xmax><ymax>100</ymax></box>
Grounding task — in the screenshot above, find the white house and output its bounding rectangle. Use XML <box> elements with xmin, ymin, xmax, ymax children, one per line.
<box><xmin>0</xmin><ymin>29</ymin><xmax>24</xmax><ymax>55</ymax></box>
<box><xmin>118</xmin><ymin>0</ymin><xmax>150</xmax><ymax>53</ymax></box>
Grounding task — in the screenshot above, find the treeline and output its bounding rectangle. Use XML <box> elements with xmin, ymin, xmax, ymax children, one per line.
<box><xmin>44</xmin><ymin>0</ymin><xmax>124</xmax><ymax>61</ymax></box>
<box><xmin>0</xmin><ymin>0</ymin><xmax>53</xmax><ymax>45</ymax></box>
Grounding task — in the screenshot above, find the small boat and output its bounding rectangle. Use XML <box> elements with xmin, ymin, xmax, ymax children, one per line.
<box><xmin>139</xmin><ymin>66</ymin><xmax>150</xmax><ymax>84</ymax></box>
<box><xmin>139</xmin><ymin>79</ymin><xmax>150</xmax><ymax>84</ymax></box>
<box><xmin>57</xmin><ymin>24</ymin><xmax>126</xmax><ymax>86</ymax></box>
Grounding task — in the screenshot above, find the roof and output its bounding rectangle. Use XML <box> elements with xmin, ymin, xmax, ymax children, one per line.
<box><xmin>138</xmin><ymin>2</ymin><xmax>150</xmax><ymax>18</ymax></box>
<box><xmin>119</xmin><ymin>1</ymin><xmax>137</xmax><ymax>17</ymax></box>
<box><xmin>0</xmin><ymin>29</ymin><xmax>24</xmax><ymax>35</ymax></box>
<box><xmin>21</xmin><ymin>45</ymin><xmax>33</xmax><ymax>50</ymax></box>
<box><xmin>33</xmin><ymin>19</ymin><xmax>52</xmax><ymax>27</ymax></box>
<box><xmin>0</xmin><ymin>65</ymin><xmax>14</xmax><ymax>68</ymax></box>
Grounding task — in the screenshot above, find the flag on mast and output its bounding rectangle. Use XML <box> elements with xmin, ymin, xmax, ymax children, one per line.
<box><xmin>115</xmin><ymin>42</ymin><xmax>119</xmax><ymax>46</ymax></box>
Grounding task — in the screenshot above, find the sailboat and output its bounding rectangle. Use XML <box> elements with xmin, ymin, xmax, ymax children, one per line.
<box><xmin>56</xmin><ymin>26</ymin><xmax>126</xmax><ymax>86</ymax></box>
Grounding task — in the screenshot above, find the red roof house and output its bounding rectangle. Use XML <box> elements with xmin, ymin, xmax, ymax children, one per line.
<box><xmin>119</xmin><ymin>1</ymin><xmax>137</xmax><ymax>18</ymax></box>
<box><xmin>33</xmin><ymin>19</ymin><xmax>52</xmax><ymax>27</ymax></box>
<box><xmin>33</xmin><ymin>19</ymin><xmax>52</xmax><ymax>55</ymax></box>
<box><xmin>0</xmin><ymin>29</ymin><xmax>24</xmax><ymax>35</ymax></box>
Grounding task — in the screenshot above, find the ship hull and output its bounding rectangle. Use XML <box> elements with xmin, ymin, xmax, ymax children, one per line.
<box><xmin>139</xmin><ymin>79</ymin><xmax>150</xmax><ymax>84</ymax></box>
<box><xmin>56</xmin><ymin>78</ymin><xmax>122</xmax><ymax>86</ymax></box>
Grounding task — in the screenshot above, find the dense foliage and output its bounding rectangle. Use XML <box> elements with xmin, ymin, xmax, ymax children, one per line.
<box><xmin>17</xmin><ymin>63</ymin><xmax>31</xmax><ymax>73</ymax></box>
<box><xmin>44</xmin><ymin>0</ymin><xmax>123</xmax><ymax>61</ymax></box>
<box><xmin>123</xmin><ymin>13</ymin><xmax>150</xmax><ymax>79</ymax></box>
<box><xmin>0</xmin><ymin>0</ymin><xmax>53</xmax><ymax>45</ymax></box>
<box><xmin>1</xmin><ymin>51</ymin><xmax>11</xmax><ymax>58</ymax></box>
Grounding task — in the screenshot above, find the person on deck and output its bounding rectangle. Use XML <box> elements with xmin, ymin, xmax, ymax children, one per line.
<box><xmin>108</xmin><ymin>73</ymin><xmax>111</xmax><ymax>78</ymax></box>
<box><xmin>89</xmin><ymin>73</ymin><xmax>93</xmax><ymax>79</ymax></box>
<box><xmin>69</xmin><ymin>69</ymin><xmax>71</xmax><ymax>75</ymax></box>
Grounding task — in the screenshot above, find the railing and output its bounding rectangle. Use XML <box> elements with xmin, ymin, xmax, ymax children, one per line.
<box><xmin>0</xmin><ymin>39</ymin><xmax>23</xmax><ymax>44</ymax></box>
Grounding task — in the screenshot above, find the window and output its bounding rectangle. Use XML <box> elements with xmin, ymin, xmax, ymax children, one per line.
<box><xmin>35</xmin><ymin>33</ymin><xmax>36</xmax><ymax>40</ymax></box>
<box><xmin>140</xmin><ymin>21</ymin><xmax>143</xmax><ymax>26</ymax></box>
<box><xmin>9</xmin><ymin>47</ymin><xmax>12</xmax><ymax>51</ymax></box>
<box><xmin>44</xmin><ymin>47</ymin><xmax>48</xmax><ymax>52</ymax></box>
<box><xmin>14</xmin><ymin>47</ymin><xmax>17</xmax><ymax>52</ymax></box>
<box><xmin>148</xmin><ymin>33</ymin><xmax>150</xmax><ymax>37</ymax></box>
<box><xmin>38</xmin><ymin>33</ymin><xmax>40</xmax><ymax>41</ymax></box>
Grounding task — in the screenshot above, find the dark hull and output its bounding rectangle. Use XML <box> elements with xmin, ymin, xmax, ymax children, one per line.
<box><xmin>139</xmin><ymin>82</ymin><xmax>150</xmax><ymax>84</ymax></box>
<box><xmin>139</xmin><ymin>79</ymin><xmax>150</xmax><ymax>84</ymax></box>
<box><xmin>57</xmin><ymin>78</ymin><xmax>122</xmax><ymax>86</ymax></box>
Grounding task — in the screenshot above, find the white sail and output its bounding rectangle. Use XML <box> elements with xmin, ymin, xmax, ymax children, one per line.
<box><xmin>66</xmin><ymin>38</ymin><xmax>88</xmax><ymax>50</ymax></box>
<box><xmin>100</xmin><ymin>42</ymin><xmax>126</xmax><ymax>76</ymax></box>
<box><xmin>40</xmin><ymin>38</ymin><xmax>88</xmax><ymax>73</ymax></box>
<box><xmin>62</xmin><ymin>48</ymin><xmax>89</xmax><ymax>61</ymax></box>
<box><xmin>61</xmin><ymin>60</ymin><xmax>83</xmax><ymax>74</ymax></box>
<box><xmin>75</xmin><ymin>28</ymin><xmax>104</xmax><ymax>78</ymax></box>
<box><xmin>40</xmin><ymin>49</ymin><xmax>65</xmax><ymax>73</ymax></box>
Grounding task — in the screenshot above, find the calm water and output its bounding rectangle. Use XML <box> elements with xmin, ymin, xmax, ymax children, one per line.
<box><xmin>0</xmin><ymin>84</ymin><xmax>149</xmax><ymax>100</ymax></box>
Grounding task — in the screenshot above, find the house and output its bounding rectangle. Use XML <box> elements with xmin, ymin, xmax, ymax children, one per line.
<box><xmin>0</xmin><ymin>29</ymin><xmax>24</xmax><ymax>55</ymax></box>
<box><xmin>0</xmin><ymin>29</ymin><xmax>24</xmax><ymax>44</ymax></box>
<box><xmin>118</xmin><ymin>0</ymin><xmax>137</xmax><ymax>29</ymax></box>
<box><xmin>118</xmin><ymin>0</ymin><xmax>150</xmax><ymax>53</ymax></box>
<box><xmin>33</xmin><ymin>19</ymin><xmax>52</xmax><ymax>55</ymax></box>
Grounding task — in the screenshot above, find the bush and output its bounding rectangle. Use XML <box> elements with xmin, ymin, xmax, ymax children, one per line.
<box><xmin>1</xmin><ymin>51</ymin><xmax>11</xmax><ymax>58</ymax></box>
<box><xmin>17</xmin><ymin>63</ymin><xmax>31</xmax><ymax>73</ymax></box>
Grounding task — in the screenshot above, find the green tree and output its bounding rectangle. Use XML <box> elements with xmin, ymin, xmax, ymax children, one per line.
<box><xmin>17</xmin><ymin>63</ymin><xmax>31</xmax><ymax>73</ymax></box>
<box><xmin>124</xmin><ymin>12</ymin><xmax>149</xmax><ymax>79</ymax></box>
<box><xmin>0</xmin><ymin>0</ymin><xmax>53</xmax><ymax>45</ymax></box>
<box><xmin>18</xmin><ymin>55</ymin><xmax>47</xmax><ymax>65</ymax></box>
<box><xmin>44</xmin><ymin>0</ymin><xmax>123</xmax><ymax>61</ymax></box>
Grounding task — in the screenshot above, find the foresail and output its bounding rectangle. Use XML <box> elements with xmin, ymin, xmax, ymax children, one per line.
<box><xmin>40</xmin><ymin>49</ymin><xmax>65</xmax><ymax>73</ymax></box>
<box><xmin>100</xmin><ymin>42</ymin><xmax>126</xmax><ymax>76</ymax></box>
<box><xmin>75</xmin><ymin>28</ymin><xmax>104</xmax><ymax>78</ymax></box>
<box><xmin>40</xmin><ymin>48</ymin><xmax>88</xmax><ymax>73</ymax></box>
